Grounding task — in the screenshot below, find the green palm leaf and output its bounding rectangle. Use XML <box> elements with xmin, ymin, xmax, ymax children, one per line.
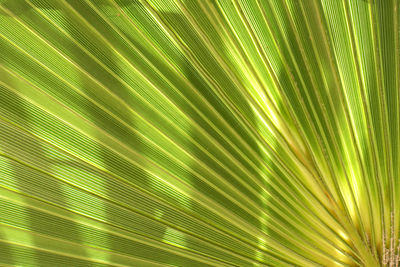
<box><xmin>0</xmin><ymin>0</ymin><xmax>398</xmax><ymax>266</ymax></box>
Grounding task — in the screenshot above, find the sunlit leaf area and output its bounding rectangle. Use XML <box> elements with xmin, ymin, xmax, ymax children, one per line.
<box><xmin>0</xmin><ymin>0</ymin><xmax>399</xmax><ymax>266</ymax></box>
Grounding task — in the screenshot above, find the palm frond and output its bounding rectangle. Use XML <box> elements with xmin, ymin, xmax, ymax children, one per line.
<box><xmin>0</xmin><ymin>0</ymin><xmax>398</xmax><ymax>266</ymax></box>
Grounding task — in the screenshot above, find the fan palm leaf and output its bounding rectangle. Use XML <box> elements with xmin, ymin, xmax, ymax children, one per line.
<box><xmin>0</xmin><ymin>0</ymin><xmax>398</xmax><ymax>266</ymax></box>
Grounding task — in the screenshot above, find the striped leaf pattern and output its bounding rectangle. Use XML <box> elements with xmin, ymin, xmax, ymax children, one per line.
<box><xmin>0</xmin><ymin>0</ymin><xmax>398</xmax><ymax>266</ymax></box>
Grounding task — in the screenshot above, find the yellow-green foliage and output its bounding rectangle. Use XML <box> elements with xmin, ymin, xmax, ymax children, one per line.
<box><xmin>0</xmin><ymin>0</ymin><xmax>398</xmax><ymax>266</ymax></box>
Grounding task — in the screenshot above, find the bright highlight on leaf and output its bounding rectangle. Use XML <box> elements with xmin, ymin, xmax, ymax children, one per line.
<box><xmin>0</xmin><ymin>0</ymin><xmax>398</xmax><ymax>266</ymax></box>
